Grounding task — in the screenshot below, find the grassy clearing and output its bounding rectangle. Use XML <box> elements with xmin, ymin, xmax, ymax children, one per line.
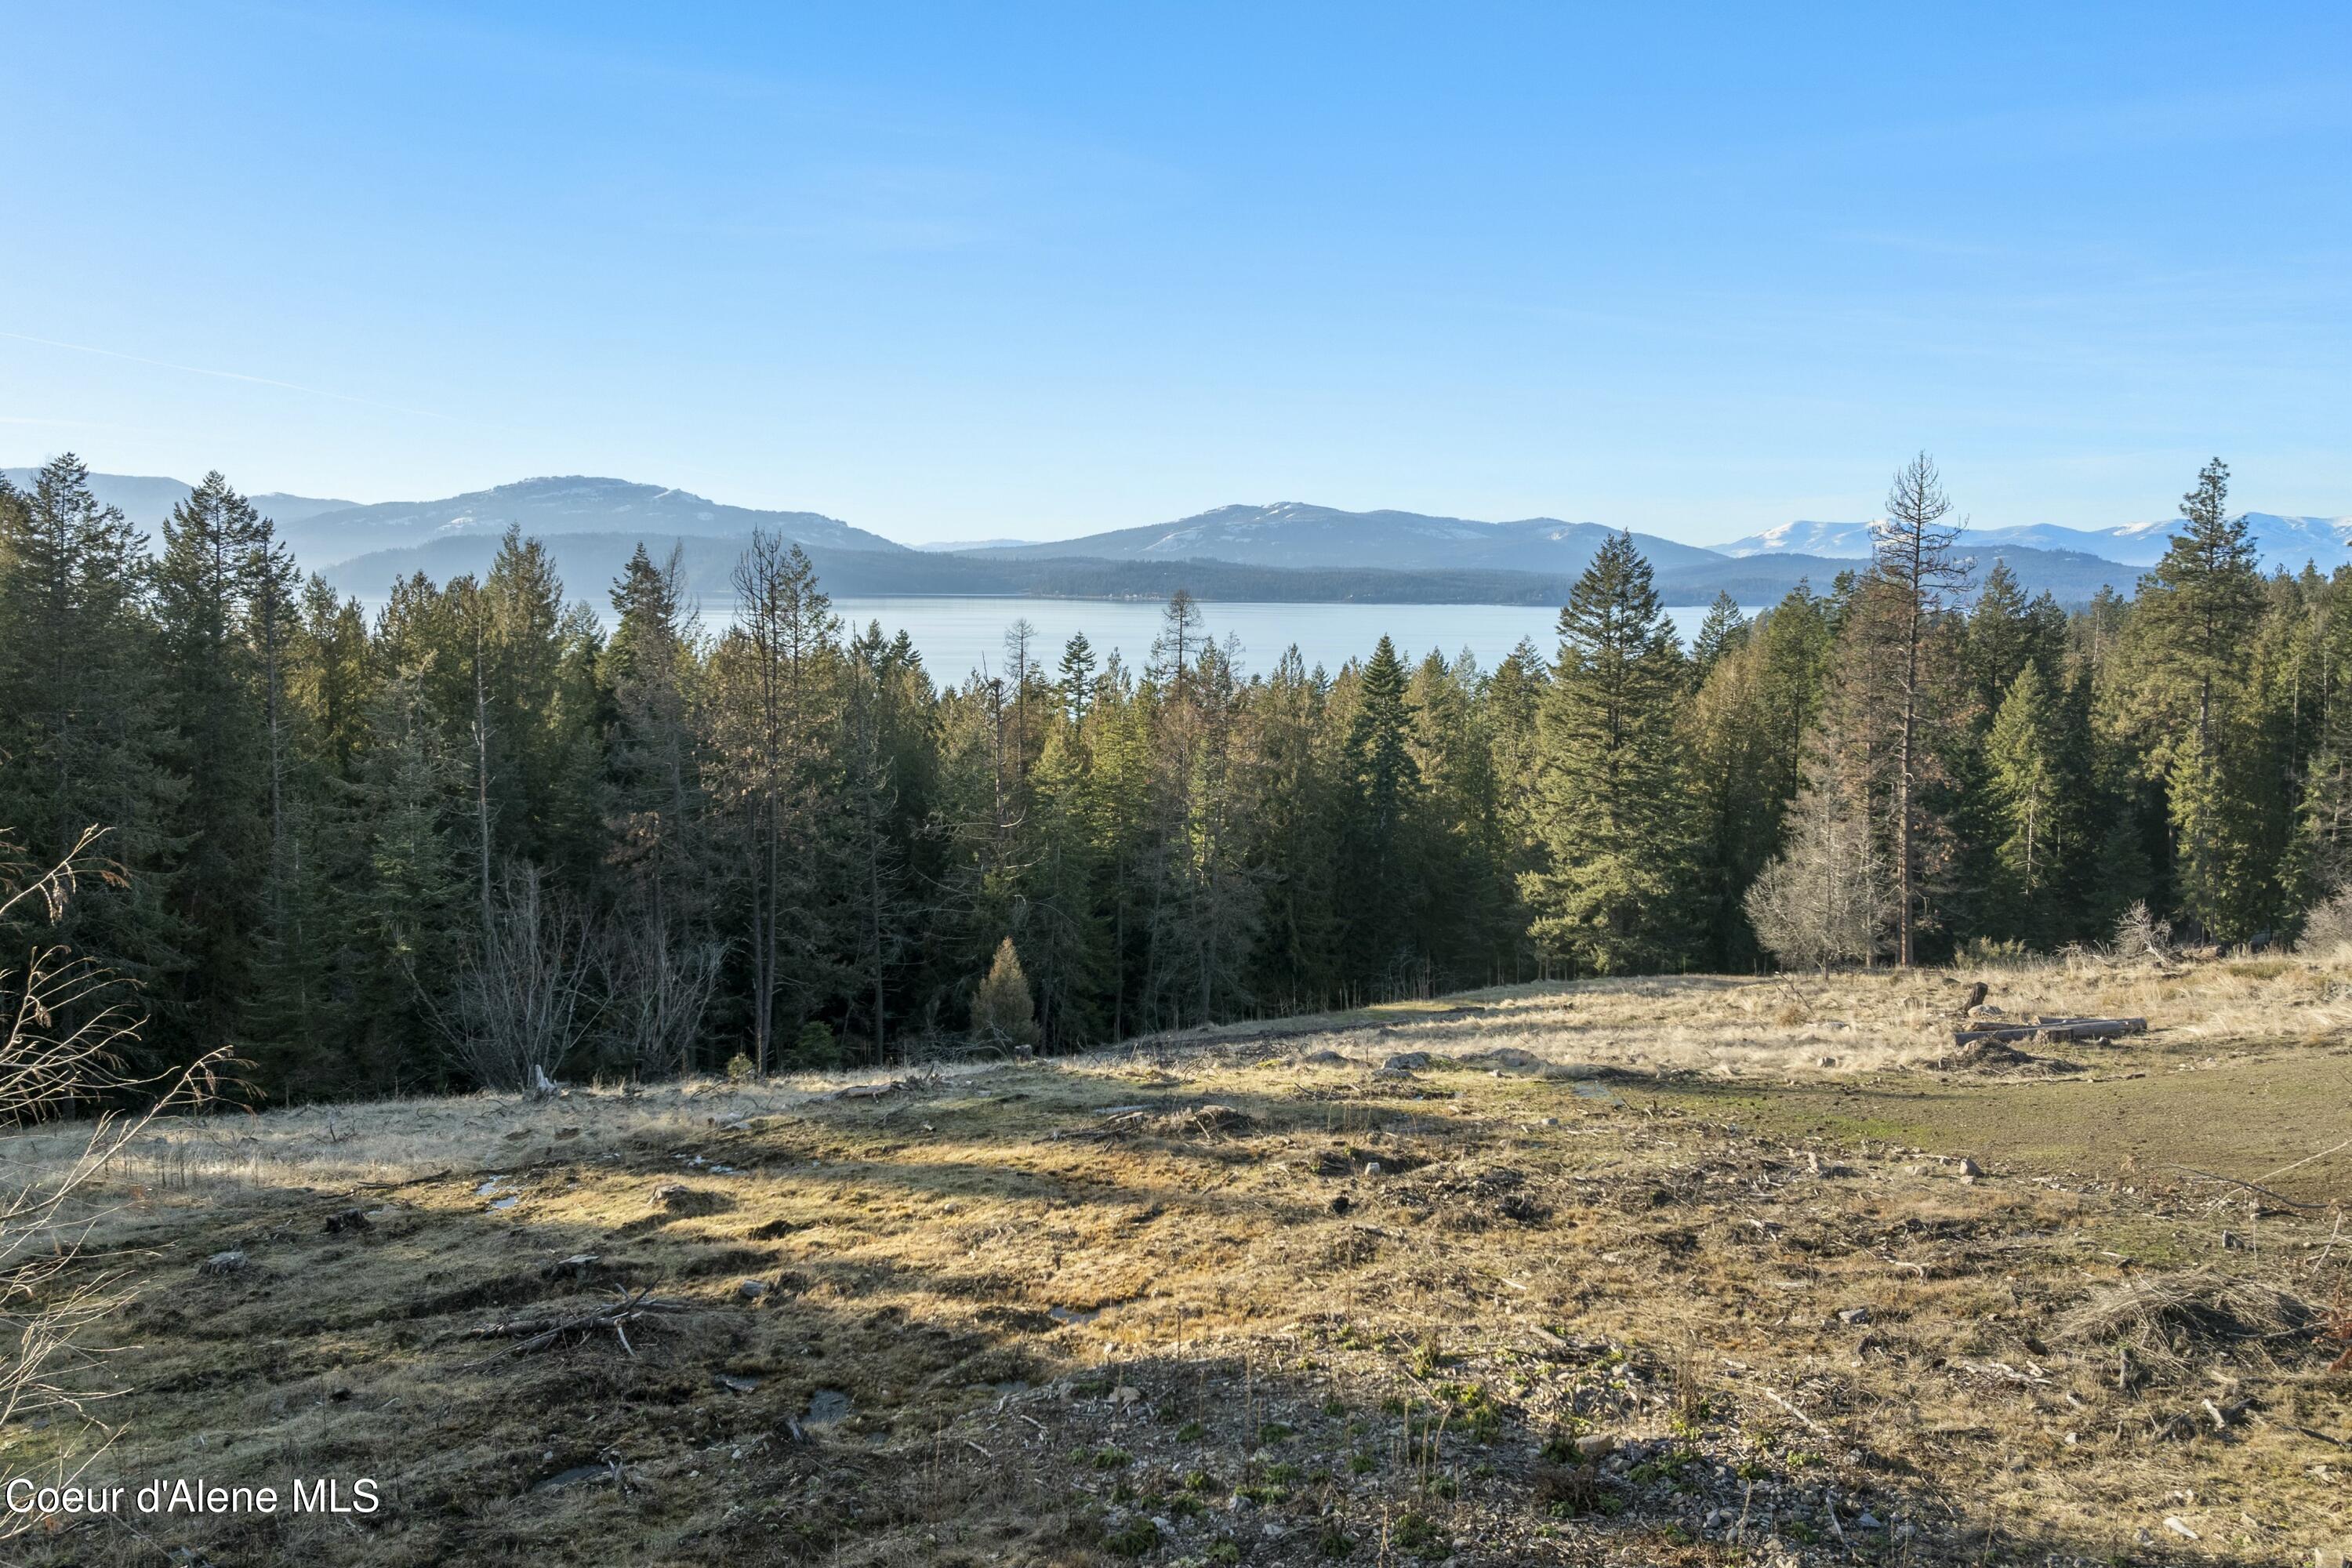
<box><xmin>3</xmin><ymin>956</ymin><xmax>2350</xmax><ymax>1566</ymax></box>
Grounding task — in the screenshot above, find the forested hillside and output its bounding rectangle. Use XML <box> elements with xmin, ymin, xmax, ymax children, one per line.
<box><xmin>0</xmin><ymin>452</ymin><xmax>2339</xmax><ymax>1102</ymax></box>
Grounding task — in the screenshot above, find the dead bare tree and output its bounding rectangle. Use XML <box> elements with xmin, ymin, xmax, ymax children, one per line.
<box><xmin>424</xmin><ymin>863</ymin><xmax>600</xmax><ymax>1093</ymax></box>
<box><xmin>1</xmin><ymin>826</ymin><xmax>220</xmax><ymax>1530</ymax></box>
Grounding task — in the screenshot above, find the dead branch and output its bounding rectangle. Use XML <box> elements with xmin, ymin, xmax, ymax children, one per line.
<box><xmin>467</xmin><ymin>1287</ymin><xmax>690</xmax><ymax>1361</ymax></box>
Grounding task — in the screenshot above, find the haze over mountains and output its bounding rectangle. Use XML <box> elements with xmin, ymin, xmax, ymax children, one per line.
<box><xmin>11</xmin><ymin>467</ymin><xmax>2343</xmax><ymax>608</ymax></box>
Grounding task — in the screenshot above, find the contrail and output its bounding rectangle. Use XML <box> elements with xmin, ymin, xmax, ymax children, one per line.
<box><xmin>0</xmin><ymin>328</ymin><xmax>465</xmax><ymax>424</ymax></box>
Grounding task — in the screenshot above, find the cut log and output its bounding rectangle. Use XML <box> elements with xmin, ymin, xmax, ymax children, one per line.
<box><xmin>1954</xmin><ymin>981</ymin><xmax>1989</xmax><ymax>1017</ymax></box>
<box><xmin>1951</xmin><ymin>1017</ymin><xmax>2145</xmax><ymax>1047</ymax></box>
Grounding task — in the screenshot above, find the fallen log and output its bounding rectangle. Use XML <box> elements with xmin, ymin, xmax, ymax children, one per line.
<box><xmin>1951</xmin><ymin>1017</ymin><xmax>2145</xmax><ymax>1047</ymax></box>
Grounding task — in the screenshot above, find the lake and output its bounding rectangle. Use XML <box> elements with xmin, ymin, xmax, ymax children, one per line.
<box><xmin>822</xmin><ymin>597</ymin><xmax>1741</xmax><ymax>683</ymax></box>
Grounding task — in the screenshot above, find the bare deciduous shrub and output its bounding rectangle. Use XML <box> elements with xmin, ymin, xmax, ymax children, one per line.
<box><xmin>425</xmin><ymin>864</ymin><xmax>600</xmax><ymax>1092</ymax></box>
<box><xmin>2113</xmin><ymin>899</ymin><xmax>2175</xmax><ymax>963</ymax></box>
<box><xmin>1743</xmin><ymin>785</ymin><xmax>1893</xmax><ymax>972</ymax></box>
<box><xmin>599</xmin><ymin>905</ymin><xmax>724</xmax><ymax>1079</ymax></box>
<box><xmin>2298</xmin><ymin>887</ymin><xmax>2352</xmax><ymax>955</ymax></box>
<box><xmin>2</xmin><ymin>828</ymin><xmax>217</xmax><ymax>1526</ymax></box>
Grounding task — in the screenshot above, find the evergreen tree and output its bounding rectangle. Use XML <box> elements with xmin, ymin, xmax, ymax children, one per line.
<box><xmin>1521</xmin><ymin>532</ymin><xmax>1693</xmax><ymax>973</ymax></box>
<box><xmin>1982</xmin><ymin>660</ymin><xmax>2074</xmax><ymax>942</ymax></box>
<box><xmin>0</xmin><ymin>456</ymin><xmax>185</xmax><ymax>1033</ymax></box>
<box><xmin>1688</xmin><ymin>591</ymin><xmax>1748</xmax><ymax>686</ymax></box>
<box><xmin>1337</xmin><ymin>635</ymin><xmax>1422</xmax><ymax>989</ymax></box>
<box><xmin>155</xmin><ymin>473</ymin><xmax>274</xmax><ymax>1046</ymax></box>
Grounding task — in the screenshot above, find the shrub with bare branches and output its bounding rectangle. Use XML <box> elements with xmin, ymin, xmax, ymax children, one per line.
<box><xmin>2113</xmin><ymin>898</ymin><xmax>2175</xmax><ymax>964</ymax></box>
<box><xmin>2297</xmin><ymin>887</ymin><xmax>2352</xmax><ymax>956</ymax></box>
<box><xmin>1</xmin><ymin>826</ymin><xmax>219</xmax><ymax>1526</ymax></box>
<box><xmin>423</xmin><ymin>864</ymin><xmax>601</xmax><ymax>1094</ymax></box>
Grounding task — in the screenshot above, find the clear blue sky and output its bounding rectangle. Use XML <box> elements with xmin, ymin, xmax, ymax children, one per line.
<box><xmin>3</xmin><ymin>2</ymin><xmax>2347</xmax><ymax>544</ymax></box>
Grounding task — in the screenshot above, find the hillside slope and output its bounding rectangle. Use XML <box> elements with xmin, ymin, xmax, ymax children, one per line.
<box><xmin>9</xmin><ymin>960</ymin><xmax>2346</xmax><ymax>1566</ymax></box>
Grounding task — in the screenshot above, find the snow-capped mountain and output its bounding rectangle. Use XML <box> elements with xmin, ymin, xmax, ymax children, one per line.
<box><xmin>1715</xmin><ymin>513</ymin><xmax>2352</xmax><ymax>575</ymax></box>
<box><xmin>973</xmin><ymin>501</ymin><xmax>1724</xmax><ymax>575</ymax></box>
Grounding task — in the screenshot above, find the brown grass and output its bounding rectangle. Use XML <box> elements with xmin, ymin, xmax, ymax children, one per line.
<box><xmin>2</xmin><ymin>957</ymin><xmax>2348</xmax><ymax>1565</ymax></box>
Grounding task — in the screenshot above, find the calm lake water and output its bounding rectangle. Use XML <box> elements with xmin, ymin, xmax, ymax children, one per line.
<box><xmin>824</xmin><ymin>598</ymin><xmax>1740</xmax><ymax>684</ymax></box>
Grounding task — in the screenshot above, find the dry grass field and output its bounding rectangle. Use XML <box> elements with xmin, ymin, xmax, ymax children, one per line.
<box><xmin>4</xmin><ymin>954</ymin><xmax>2350</xmax><ymax>1566</ymax></box>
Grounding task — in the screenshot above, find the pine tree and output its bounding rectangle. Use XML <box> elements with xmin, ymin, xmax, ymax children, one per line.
<box><xmin>711</xmin><ymin>534</ymin><xmax>839</xmax><ymax>1071</ymax></box>
<box><xmin>0</xmin><ymin>456</ymin><xmax>186</xmax><ymax>1037</ymax></box>
<box><xmin>1521</xmin><ymin>532</ymin><xmax>1693</xmax><ymax>974</ymax></box>
<box><xmin>1688</xmin><ymin>591</ymin><xmax>1749</xmax><ymax>686</ymax></box>
<box><xmin>2136</xmin><ymin>459</ymin><xmax>2267</xmax><ymax>935</ymax></box>
<box><xmin>1982</xmin><ymin>660</ymin><xmax>2074</xmax><ymax>942</ymax></box>
<box><xmin>155</xmin><ymin>473</ymin><xmax>275</xmax><ymax>1046</ymax></box>
<box><xmin>969</xmin><ymin>935</ymin><xmax>1039</xmax><ymax>1049</ymax></box>
<box><xmin>1337</xmin><ymin>635</ymin><xmax>1422</xmax><ymax>989</ymax></box>
<box><xmin>1872</xmin><ymin>453</ymin><xmax>1971</xmax><ymax>964</ymax></box>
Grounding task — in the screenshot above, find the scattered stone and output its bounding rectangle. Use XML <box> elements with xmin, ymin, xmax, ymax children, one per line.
<box><xmin>198</xmin><ymin>1250</ymin><xmax>246</xmax><ymax>1278</ymax></box>
<box><xmin>1301</xmin><ymin>1050</ymin><xmax>1351</xmax><ymax>1065</ymax></box>
<box><xmin>1112</xmin><ymin>1385</ymin><xmax>1142</xmax><ymax>1406</ymax></box>
<box><xmin>2164</xmin><ymin>1516</ymin><xmax>2199</xmax><ymax>1541</ymax></box>
<box><xmin>714</xmin><ymin>1373</ymin><xmax>760</xmax><ymax>1395</ymax></box>
<box><xmin>1329</xmin><ymin>1193</ymin><xmax>1352</xmax><ymax>1216</ymax></box>
<box><xmin>1957</xmin><ymin>1156</ymin><xmax>1984</xmax><ymax>1178</ymax></box>
<box><xmin>323</xmin><ymin>1207</ymin><xmax>372</xmax><ymax>1236</ymax></box>
<box><xmin>1382</xmin><ymin>1051</ymin><xmax>1432</xmax><ymax>1072</ymax></box>
<box><xmin>1465</xmin><ymin>1047</ymin><xmax>1544</xmax><ymax>1073</ymax></box>
<box><xmin>540</xmin><ymin>1254</ymin><xmax>601</xmax><ymax>1281</ymax></box>
<box><xmin>1574</xmin><ymin>1432</ymin><xmax>1616</xmax><ymax>1461</ymax></box>
<box><xmin>736</xmin><ymin>1278</ymin><xmax>770</xmax><ymax>1301</ymax></box>
<box><xmin>1838</xmin><ymin>1305</ymin><xmax>1873</xmax><ymax>1327</ymax></box>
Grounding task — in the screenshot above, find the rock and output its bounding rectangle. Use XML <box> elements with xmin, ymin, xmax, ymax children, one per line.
<box><xmin>736</xmin><ymin>1278</ymin><xmax>770</xmax><ymax>1301</ymax></box>
<box><xmin>198</xmin><ymin>1250</ymin><xmax>246</xmax><ymax>1278</ymax></box>
<box><xmin>1329</xmin><ymin>1194</ymin><xmax>1352</xmax><ymax>1216</ymax></box>
<box><xmin>2163</xmin><ymin>1516</ymin><xmax>2199</xmax><ymax>1541</ymax></box>
<box><xmin>1112</xmin><ymin>1385</ymin><xmax>1142</xmax><ymax>1406</ymax></box>
<box><xmin>1574</xmin><ymin>1432</ymin><xmax>1616</xmax><ymax>1461</ymax></box>
<box><xmin>1383</xmin><ymin>1051</ymin><xmax>1432</xmax><ymax>1072</ymax></box>
<box><xmin>1956</xmin><ymin>1156</ymin><xmax>1984</xmax><ymax>1178</ymax></box>
<box><xmin>323</xmin><ymin>1207</ymin><xmax>372</xmax><ymax>1236</ymax></box>
<box><xmin>1363</xmin><ymin>1161</ymin><xmax>1383</xmax><ymax>1178</ymax></box>
<box><xmin>1301</xmin><ymin>1050</ymin><xmax>1350</xmax><ymax>1065</ymax></box>
<box><xmin>714</xmin><ymin>1373</ymin><xmax>761</xmax><ymax>1394</ymax></box>
<box><xmin>1704</xmin><ymin>1508</ymin><xmax>1729</xmax><ymax>1530</ymax></box>
<box><xmin>1854</xmin><ymin>1512</ymin><xmax>1883</xmax><ymax>1530</ymax></box>
<box><xmin>1838</xmin><ymin>1305</ymin><xmax>1873</xmax><ymax>1327</ymax></box>
<box><xmin>1466</xmin><ymin>1047</ymin><xmax>1544</xmax><ymax>1073</ymax></box>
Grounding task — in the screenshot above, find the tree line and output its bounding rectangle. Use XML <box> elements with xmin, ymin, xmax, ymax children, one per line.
<box><xmin>0</xmin><ymin>452</ymin><xmax>2338</xmax><ymax>1099</ymax></box>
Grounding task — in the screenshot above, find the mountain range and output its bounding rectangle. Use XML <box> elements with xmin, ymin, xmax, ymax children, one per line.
<box><xmin>7</xmin><ymin>468</ymin><xmax>2339</xmax><ymax>608</ymax></box>
<box><xmin>1715</xmin><ymin>514</ymin><xmax>2352</xmax><ymax>573</ymax></box>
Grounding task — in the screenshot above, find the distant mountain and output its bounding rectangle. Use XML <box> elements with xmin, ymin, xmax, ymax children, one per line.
<box><xmin>973</xmin><ymin>502</ymin><xmax>1724</xmax><ymax>575</ymax></box>
<box><xmin>1716</xmin><ymin>513</ymin><xmax>2352</xmax><ymax>575</ymax></box>
<box><xmin>913</xmin><ymin>537</ymin><xmax>1038</xmax><ymax>553</ymax></box>
<box><xmin>272</xmin><ymin>476</ymin><xmax>906</xmax><ymax>567</ymax></box>
<box><xmin>1</xmin><ymin>467</ymin><xmax>354</xmax><ymax>535</ymax></box>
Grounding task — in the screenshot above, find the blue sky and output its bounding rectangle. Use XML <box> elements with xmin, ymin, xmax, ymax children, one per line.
<box><xmin>3</xmin><ymin>2</ymin><xmax>2347</xmax><ymax>545</ymax></box>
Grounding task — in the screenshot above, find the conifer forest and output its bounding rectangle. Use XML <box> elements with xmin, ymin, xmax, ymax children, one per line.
<box><xmin>1</xmin><ymin>451</ymin><xmax>2336</xmax><ymax>1102</ymax></box>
